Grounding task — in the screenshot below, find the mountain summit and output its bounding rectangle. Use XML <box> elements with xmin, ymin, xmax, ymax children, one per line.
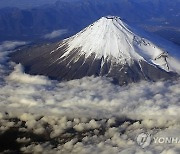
<box><xmin>11</xmin><ymin>16</ymin><xmax>180</xmax><ymax>85</ymax></box>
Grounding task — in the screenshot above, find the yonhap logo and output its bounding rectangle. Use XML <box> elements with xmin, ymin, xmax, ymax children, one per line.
<box><xmin>136</xmin><ymin>132</ymin><xmax>152</xmax><ymax>148</ymax></box>
<box><xmin>136</xmin><ymin>132</ymin><xmax>180</xmax><ymax>148</ymax></box>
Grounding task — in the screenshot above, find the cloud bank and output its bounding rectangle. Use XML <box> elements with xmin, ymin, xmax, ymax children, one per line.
<box><xmin>0</xmin><ymin>41</ymin><xmax>180</xmax><ymax>153</ymax></box>
<box><xmin>44</xmin><ymin>29</ymin><xmax>68</xmax><ymax>39</ymax></box>
<box><xmin>0</xmin><ymin>41</ymin><xmax>27</xmax><ymax>52</ymax></box>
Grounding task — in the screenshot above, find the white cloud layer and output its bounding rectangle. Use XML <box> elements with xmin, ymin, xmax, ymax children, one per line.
<box><xmin>0</xmin><ymin>41</ymin><xmax>27</xmax><ymax>52</ymax></box>
<box><xmin>44</xmin><ymin>29</ymin><xmax>68</xmax><ymax>39</ymax></box>
<box><xmin>0</xmin><ymin>41</ymin><xmax>180</xmax><ymax>153</ymax></box>
<box><xmin>7</xmin><ymin>64</ymin><xmax>51</xmax><ymax>85</ymax></box>
<box><xmin>0</xmin><ymin>112</ymin><xmax>180</xmax><ymax>154</ymax></box>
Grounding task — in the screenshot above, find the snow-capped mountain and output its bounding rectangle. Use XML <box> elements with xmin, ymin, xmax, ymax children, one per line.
<box><xmin>11</xmin><ymin>16</ymin><xmax>180</xmax><ymax>85</ymax></box>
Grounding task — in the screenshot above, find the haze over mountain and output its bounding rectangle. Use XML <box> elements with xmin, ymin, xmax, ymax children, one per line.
<box><xmin>0</xmin><ymin>0</ymin><xmax>179</xmax><ymax>45</ymax></box>
<box><xmin>11</xmin><ymin>16</ymin><xmax>180</xmax><ymax>85</ymax></box>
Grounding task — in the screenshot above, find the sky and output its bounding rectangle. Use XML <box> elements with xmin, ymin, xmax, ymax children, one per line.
<box><xmin>0</xmin><ymin>0</ymin><xmax>58</xmax><ymax>9</ymax></box>
<box><xmin>0</xmin><ymin>41</ymin><xmax>180</xmax><ymax>153</ymax></box>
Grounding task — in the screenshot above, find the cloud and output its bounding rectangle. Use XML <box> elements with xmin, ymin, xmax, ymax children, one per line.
<box><xmin>0</xmin><ymin>40</ymin><xmax>180</xmax><ymax>153</ymax></box>
<box><xmin>2</xmin><ymin>71</ymin><xmax>180</xmax><ymax>119</ymax></box>
<box><xmin>0</xmin><ymin>41</ymin><xmax>27</xmax><ymax>64</ymax></box>
<box><xmin>44</xmin><ymin>29</ymin><xmax>68</xmax><ymax>39</ymax></box>
<box><xmin>7</xmin><ymin>64</ymin><xmax>51</xmax><ymax>85</ymax></box>
<box><xmin>0</xmin><ymin>112</ymin><xmax>180</xmax><ymax>154</ymax></box>
<box><xmin>0</xmin><ymin>41</ymin><xmax>27</xmax><ymax>52</ymax></box>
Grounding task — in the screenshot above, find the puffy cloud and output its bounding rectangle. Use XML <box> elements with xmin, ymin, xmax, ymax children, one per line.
<box><xmin>0</xmin><ymin>41</ymin><xmax>26</xmax><ymax>65</ymax></box>
<box><xmin>44</xmin><ymin>29</ymin><xmax>68</xmax><ymax>39</ymax></box>
<box><xmin>7</xmin><ymin>64</ymin><xmax>51</xmax><ymax>85</ymax></box>
<box><xmin>0</xmin><ymin>41</ymin><xmax>26</xmax><ymax>52</ymax></box>
<box><xmin>0</xmin><ymin>112</ymin><xmax>180</xmax><ymax>154</ymax></box>
<box><xmin>16</xmin><ymin>137</ymin><xmax>31</xmax><ymax>143</ymax></box>
<box><xmin>2</xmin><ymin>70</ymin><xmax>180</xmax><ymax>119</ymax></box>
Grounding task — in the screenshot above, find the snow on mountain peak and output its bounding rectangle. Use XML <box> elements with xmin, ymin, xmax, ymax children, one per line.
<box><xmin>55</xmin><ymin>16</ymin><xmax>180</xmax><ymax>74</ymax></box>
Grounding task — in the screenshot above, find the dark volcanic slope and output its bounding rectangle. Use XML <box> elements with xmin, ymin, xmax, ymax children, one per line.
<box><xmin>11</xmin><ymin>42</ymin><xmax>177</xmax><ymax>86</ymax></box>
